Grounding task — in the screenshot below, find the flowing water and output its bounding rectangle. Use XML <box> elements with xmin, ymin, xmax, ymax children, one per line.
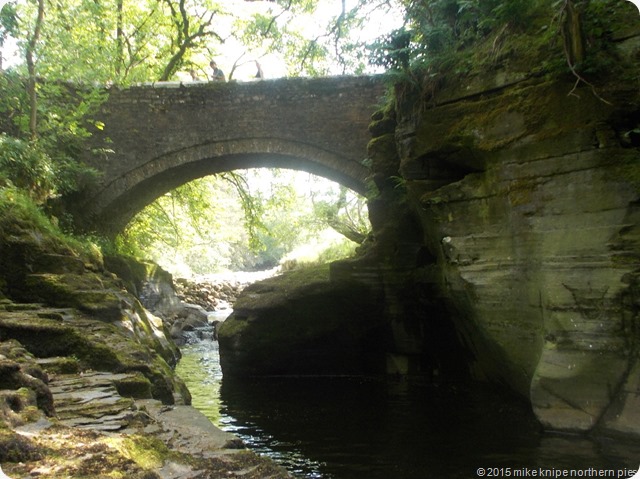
<box><xmin>176</xmin><ymin>335</ymin><xmax>640</xmax><ymax>479</ymax></box>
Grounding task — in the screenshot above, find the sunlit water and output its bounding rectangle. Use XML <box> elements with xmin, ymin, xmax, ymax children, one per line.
<box><xmin>176</xmin><ymin>333</ymin><xmax>640</xmax><ymax>479</ymax></box>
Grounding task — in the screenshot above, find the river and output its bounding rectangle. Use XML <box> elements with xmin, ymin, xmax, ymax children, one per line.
<box><xmin>176</xmin><ymin>330</ymin><xmax>640</xmax><ymax>479</ymax></box>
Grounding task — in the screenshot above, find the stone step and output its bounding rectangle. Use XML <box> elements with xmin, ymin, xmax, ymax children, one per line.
<box><xmin>49</xmin><ymin>372</ymin><xmax>140</xmax><ymax>431</ymax></box>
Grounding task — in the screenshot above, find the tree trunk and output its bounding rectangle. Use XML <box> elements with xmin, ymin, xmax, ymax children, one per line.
<box><xmin>115</xmin><ymin>0</ymin><xmax>124</xmax><ymax>77</ymax></box>
<box><xmin>26</xmin><ymin>0</ymin><xmax>45</xmax><ymax>139</ymax></box>
<box><xmin>159</xmin><ymin>43</ymin><xmax>188</xmax><ymax>81</ymax></box>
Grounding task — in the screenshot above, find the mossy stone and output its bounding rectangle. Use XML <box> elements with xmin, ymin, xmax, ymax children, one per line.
<box><xmin>23</xmin><ymin>273</ymin><xmax>123</xmax><ymax>321</ymax></box>
<box><xmin>0</xmin><ymin>430</ymin><xmax>41</xmax><ymax>462</ymax></box>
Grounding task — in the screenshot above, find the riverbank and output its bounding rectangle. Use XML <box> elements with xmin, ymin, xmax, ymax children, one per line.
<box><xmin>0</xmin><ymin>192</ymin><xmax>293</xmax><ymax>478</ymax></box>
<box><xmin>174</xmin><ymin>269</ymin><xmax>277</xmax><ymax>312</ymax></box>
<box><xmin>0</xmin><ymin>300</ymin><xmax>293</xmax><ymax>479</ymax></box>
<box><xmin>2</xmin><ymin>362</ymin><xmax>292</xmax><ymax>479</ymax></box>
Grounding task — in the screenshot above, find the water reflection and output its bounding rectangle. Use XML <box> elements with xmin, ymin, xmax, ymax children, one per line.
<box><xmin>175</xmin><ymin>338</ymin><xmax>224</xmax><ymax>424</ymax></box>
<box><xmin>177</xmin><ymin>339</ymin><xmax>640</xmax><ymax>479</ymax></box>
<box><xmin>219</xmin><ymin>375</ymin><xmax>543</xmax><ymax>479</ymax></box>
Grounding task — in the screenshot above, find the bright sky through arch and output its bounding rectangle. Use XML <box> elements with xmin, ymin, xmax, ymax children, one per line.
<box><xmin>626</xmin><ymin>0</ymin><xmax>640</xmax><ymax>13</ymax></box>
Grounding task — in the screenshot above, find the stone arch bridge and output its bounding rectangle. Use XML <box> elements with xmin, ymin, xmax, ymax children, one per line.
<box><xmin>75</xmin><ymin>76</ymin><xmax>386</xmax><ymax>234</ymax></box>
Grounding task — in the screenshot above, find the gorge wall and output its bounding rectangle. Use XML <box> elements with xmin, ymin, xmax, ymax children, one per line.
<box><xmin>357</xmin><ymin>18</ymin><xmax>640</xmax><ymax>437</ymax></box>
<box><xmin>213</xmin><ymin>5</ymin><xmax>640</xmax><ymax>440</ymax></box>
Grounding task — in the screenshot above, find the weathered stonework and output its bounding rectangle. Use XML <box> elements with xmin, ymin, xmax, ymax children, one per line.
<box><xmin>74</xmin><ymin>76</ymin><xmax>386</xmax><ymax>234</ymax></box>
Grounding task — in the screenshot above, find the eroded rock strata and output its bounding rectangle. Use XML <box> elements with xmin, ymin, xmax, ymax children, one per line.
<box><xmin>0</xmin><ymin>208</ymin><xmax>291</xmax><ymax>477</ymax></box>
<box><xmin>218</xmin><ymin>10</ymin><xmax>640</xmax><ymax>439</ymax></box>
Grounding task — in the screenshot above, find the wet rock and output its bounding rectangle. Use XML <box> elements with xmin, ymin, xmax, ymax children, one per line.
<box><xmin>104</xmin><ymin>255</ymin><xmax>182</xmax><ymax>319</ymax></box>
<box><xmin>170</xmin><ymin>303</ymin><xmax>209</xmax><ymax>333</ymax></box>
<box><xmin>50</xmin><ymin>372</ymin><xmax>140</xmax><ymax>430</ymax></box>
<box><xmin>174</xmin><ymin>277</ymin><xmax>248</xmax><ymax>311</ymax></box>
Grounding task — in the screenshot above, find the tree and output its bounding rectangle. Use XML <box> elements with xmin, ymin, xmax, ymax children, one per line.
<box><xmin>158</xmin><ymin>0</ymin><xmax>223</xmax><ymax>81</ymax></box>
<box><xmin>25</xmin><ymin>0</ymin><xmax>43</xmax><ymax>138</ymax></box>
<box><xmin>115</xmin><ymin>0</ymin><xmax>124</xmax><ymax>77</ymax></box>
<box><xmin>118</xmin><ymin>169</ymin><xmax>371</xmax><ymax>275</ymax></box>
<box><xmin>8</xmin><ymin>0</ymin><xmax>406</xmax><ymax>83</ymax></box>
<box><xmin>0</xmin><ymin>2</ymin><xmax>18</xmax><ymax>71</ymax></box>
<box><xmin>312</xmin><ymin>186</ymin><xmax>369</xmax><ymax>244</ymax></box>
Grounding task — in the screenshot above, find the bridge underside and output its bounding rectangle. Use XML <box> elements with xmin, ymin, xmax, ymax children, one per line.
<box><xmin>78</xmin><ymin>150</ymin><xmax>369</xmax><ymax>236</ymax></box>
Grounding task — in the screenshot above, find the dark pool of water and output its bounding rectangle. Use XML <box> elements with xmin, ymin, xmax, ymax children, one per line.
<box><xmin>176</xmin><ymin>339</ymin><xmax>640</xmax><ymax>479</ymax></box>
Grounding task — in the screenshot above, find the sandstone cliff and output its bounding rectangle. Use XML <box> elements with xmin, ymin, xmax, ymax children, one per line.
<box><xmin>219</xmin><ymin>3</ymin><xmax>640</xmax><ymax>440</ymax></box>
<box><xmin>365</xmin><ymin>5</ymin><xmax>640</xmax><ymax>437</ymax></box>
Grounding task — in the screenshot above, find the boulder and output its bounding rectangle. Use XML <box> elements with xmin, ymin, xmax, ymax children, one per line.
<box><xmin>217</xmin><ymin>265</ymin><xmax>387</xmax><ymax>377</ymax></box>
<box><xmin>168</xmin><ymin>303</ymin><xmax>211</xmax><ymax>343</ymax></box>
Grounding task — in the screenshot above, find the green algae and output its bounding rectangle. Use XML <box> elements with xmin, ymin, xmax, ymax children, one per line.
<box><xmin>109</xmin><ymin>435</ymin><xmax>169</xmax><ymax>470</ymax></box>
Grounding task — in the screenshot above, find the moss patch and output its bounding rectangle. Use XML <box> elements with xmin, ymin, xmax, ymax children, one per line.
<box><xmin>112</xmin><ymin>373</ymin><xmax>153</xmax><ymax>400</ymax></box>
<box><xmin>109</xmin><ymin>435</ymin><xmax>169</xmax><ymax>470</ymax></box>
<box><xmin>22</xmin><ymin>273</ymin><xmax>123</xmax><ymax>321</ymax></box>
<box><xmin>3</xmin><ymin>426</ymin><xmax>159</xmax><ymax>479</ymax></box>
<box><xmin>0</xmin><ymin>429</ymin><xmax>42</xmax><ymax>462</ymax></box>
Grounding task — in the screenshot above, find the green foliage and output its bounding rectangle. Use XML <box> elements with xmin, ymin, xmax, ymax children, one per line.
<box><xmin>370</xmin><ymin>0</ymin><xmax>545</xmax><ymax>76</ymax></box>
<box><xmin>0</xmin><ymin>184</ymin><xmax>101</xmax><ymax>261</ymax></box>
<box><xmin>569</xmin><ymin>0</ymin><xmax>627</xmax><ymax>77</ymax></box>
<box><xmin>311</xmin><ymin>185</ymin><xmax>369</xmax><ymax>244</ymax></box>
<box><xmin>369</xmin><ymin>28</ymin><xmax>413</xmax><ymax>71</ymax></box>
<box><xmin>0</xmin><ymin>135</ymin><xmax>55</xmax><ymax>201</ymax></box>
<box><xmin>0</xmin><ymin>131</ymin><xmax>99</xmax><ymax>203</ymax></box>
<box><xmin>9</xmin><ymin>0</ymin><xmax>378</xmax><ymax>83</ymax></box>
<box><xmin>116</xmin><ymin>174</ymin><xmax>253</xmax><ymax>274</ymax></box>
<box><xmin>117</xmin><ymin>170</ymin><xmax>371</xmax><ymax>275</ymax></box>
<box><xmin>223</xmin><ymin>171</ymin><xmax>268</xmax><ymax>252</ymax></box>
<box><xmin>0</xmin><ymin>70</ymin><xmax>27</xmax><ymax>135</ymax></box>
<box><xmin>459</xmin><ymin>0</ymin><xmax>535</xmax><ymax>31</ymax></box>
<box><xmin>0</xmin><ymin>68</ymin><xmax>103</xmax><ymax>199</ymax></box>
<box><xmin>10</xmin><ymin>0</ymin><xmax>227</xmax><ymax>84</ymax></box>
<box><xmin>279</xmin><ymin>239</ymin><xmax>358</xmax><ymax>272</ymax></box>
<box><xmin>0</xmin><ymin>184</ymin><xmax>55</xmax><ymax>235</ymax></box>
<box><xmin>0</xmin><ymin>2</ymin><xmax>18</xmax><ymax>48</ymax></box>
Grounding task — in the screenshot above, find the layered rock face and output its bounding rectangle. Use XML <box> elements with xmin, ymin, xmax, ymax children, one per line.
<box><xmin>0</xmin><ymin>204</ymin><xmax>195</xmax><ymax>407</ymax></box>
<box><xmin>213</xmin><ymin>8</ymin><xmax>640</xmax><ymax>439</ymax></box>
<box><xmin>385</xmin><ymin>42</ymin><xmax>640</xmax><ymax>436</ymax></box>
<box><xmin>0</xmin><ymin>203</ymin><xmax>291</xmax><ymax>477</ymax></box>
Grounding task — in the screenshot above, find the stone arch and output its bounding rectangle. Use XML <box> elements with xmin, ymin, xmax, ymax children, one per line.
<box><xmin>82</xmin><ymin>138</ymin><xmax>369</xmax><ymax>235</ymax></box>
